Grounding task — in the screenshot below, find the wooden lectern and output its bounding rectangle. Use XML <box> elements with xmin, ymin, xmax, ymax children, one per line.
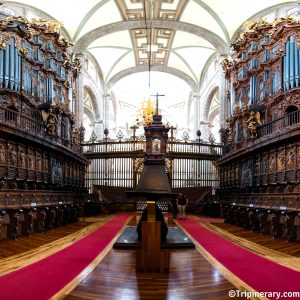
<box><xmin>136</xmin><ymin>201</ymin><xmax>169</xmax><ymax>272</ymax></box>
<box><xmin>126</xmin><ymin>113</ymin><xmax>175</xmax><ymax>272</ymax></box>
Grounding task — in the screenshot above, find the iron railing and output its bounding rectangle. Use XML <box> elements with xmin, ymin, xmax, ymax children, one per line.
<box><xmin>82</xmin><ymin>138</ymin><xmax>222</xmax><ymax>156</ymax></box>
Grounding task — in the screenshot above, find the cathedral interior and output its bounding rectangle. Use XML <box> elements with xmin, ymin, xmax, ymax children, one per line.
<box><xmin>0</xmin><ymin>1</ymin><xmax>300</xmax><ymax>299</ymax></box>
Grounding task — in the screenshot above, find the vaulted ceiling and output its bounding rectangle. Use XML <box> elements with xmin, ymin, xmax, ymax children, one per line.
<box><xmin>2</xmin><ymin>0</ymin><xmax>296</xmax><ymax>89</ymax></box>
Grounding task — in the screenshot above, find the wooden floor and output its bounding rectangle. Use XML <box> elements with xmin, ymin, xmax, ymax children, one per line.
<box><xmin>0</xmin><ymin>220</ymin><xmax>92</xmax><ymax>259</ymax></box>
<box><xmin>1</xmin><ymin>215</ymin><xmax>299</xmax><ymax>299</ymax></box>
<box><xmin>64</xmin><ymin>216</ymin><xmax>243</xmax><ymax>300</ymax></box>
<box><xmin>209</xmin><ymin>222</ymin><xmax>300</xmax><ymax>257</ymax></box>
<box><xmin>65</xmin><ymin>248</ymin><xmax>244</xmax><ymax>300</ymax></box>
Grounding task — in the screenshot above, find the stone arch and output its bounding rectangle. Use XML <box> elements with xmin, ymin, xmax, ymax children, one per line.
<box><xmin>206</xmin><ymin>87</ymin><xmax>220</xmax><ymax>123</ymax></box>
<box><xmin>75</xmin><ymin>20</ymin><xmax>229</xmax><ymax>53</ymax></box>
<box><xmin>83</xmin><ymin>105</ymin><xmax>94</xmax><ymax>123</ymax></box>
<box><xmin>83</xmin><ymin>84</ymin><xmax>102</xmax><ymax>120</ymax></box>
<box><xmin>106</xmin><ymin>65</ymin><xmax>198</xmax><ymax>94</ymax></box>
<box><xmin>201</xmin><ymin>86</ymin><xmax>219</xmax><ymax>123</ymax></box>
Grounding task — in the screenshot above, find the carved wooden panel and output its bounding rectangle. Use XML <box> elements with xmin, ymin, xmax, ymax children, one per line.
<box><xmin>277</xmin><ymin>149</ymin><xmax>285</xmax><ymax>172</ymax></box>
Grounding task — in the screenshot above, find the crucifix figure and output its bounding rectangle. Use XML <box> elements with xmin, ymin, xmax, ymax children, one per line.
<box><xmin>130</xmin><ymin>124</ymin><xmax>139</xmax><ymax>139</ymax></box>
<box><xmin>151</xmin><ymin>92</ymin><xmax>165</xmax><ymax>115</ymax></box>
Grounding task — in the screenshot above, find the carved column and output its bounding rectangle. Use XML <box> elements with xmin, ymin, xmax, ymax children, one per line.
<box><xmin>200</xmin><ymin>122</ymin><xmax>210</xmax><ymax>141</ymax></box>
<box><xmin>94</xmin><ymin>120</ymin><xmax>104</xmax><ymax>140</ymax></box>
<box><xmin>218</xmin><ymin>54</ymin><xmax>228</xmax><ymax>128</ymax></box>
<box><xmin>193</xmin><ymin>93</ymin><xmax>200</xmax><ymax>140</ymax></box>
<box><xmin>74</xmin><ymin>53</ymin><xmax>85</xmax><ymax>128</ymax></box>
<box><xmin>103</xmin><ymin>93</ymin><xmax>111</xmax><ymax>131</ymax></box>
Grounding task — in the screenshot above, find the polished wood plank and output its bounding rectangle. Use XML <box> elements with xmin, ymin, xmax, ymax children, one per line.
<box><xmin>2</xmin><ymin>215</ymin><xmax>299</xmax><ymax>299</ymax></box>
<box><xmin>209</xmin><ymin>222</ymin><xmax>300</xmax><ymax>257</ymax></box>
<box><xmin>65</xmin><ymin>248</ymin><xmax>246</xmax><ymax>300</ymax></box>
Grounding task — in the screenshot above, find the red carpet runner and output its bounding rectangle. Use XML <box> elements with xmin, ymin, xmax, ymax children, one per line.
<box><xmin>179</xmin><ymin>219</ymin><xmax>300</xmax><ymax>299</ymax></box>
<box><xmin>0</xmin><ymin>214</ymin><xmax>129</xmax><ymax>300</ymax></box>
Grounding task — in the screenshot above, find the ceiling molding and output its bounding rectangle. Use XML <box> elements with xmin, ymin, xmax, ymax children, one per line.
<box><xmin>75</xmin><ymin>20</ymin><xmax>229</xmax><ymax>53</ymax></box>
<box><xmin>73</xmin><ymin>0</ymin><xmax>113</xmax><ymax>42</ymax></box>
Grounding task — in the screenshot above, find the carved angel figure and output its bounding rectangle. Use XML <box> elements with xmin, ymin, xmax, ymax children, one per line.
<box><xmin>247</xmin><ymin>111</ymin><xmax>261</xmax><ymax>138</ymax></box>
<box><xmin>43</xmin><ymin>108</ymin><xmax>57</xmax><ymax>136</ymax></box>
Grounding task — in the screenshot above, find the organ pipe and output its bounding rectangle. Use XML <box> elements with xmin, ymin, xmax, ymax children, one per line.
<box><xmin>283</xmin><ymin>36</ymin><xmax>300</xmax><ymax>91</ymax></box>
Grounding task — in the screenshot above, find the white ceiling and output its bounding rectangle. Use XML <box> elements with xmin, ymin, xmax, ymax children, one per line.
<box><xmin>2</xmin><ymin>0</ymin><xmax>296</xmax><ymax>89</ymax></box>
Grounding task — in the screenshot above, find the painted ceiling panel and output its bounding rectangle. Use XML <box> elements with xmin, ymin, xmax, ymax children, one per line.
<box><xmin>88</xmin><ymin>31</ymin><xmax>132</xmax><ymax>49</ymax></box>
<box><xmin>161</xmin><ymin>0</ymin><xmax>180</xmax><ymax>11</ymax></box>
<box><xmin>76</xmin><ymin>0</ymin><xmax>123</xmax><ymax>41</ymax></box>
<box><xmin>88</xmin><ymin>47</ymin><xmax>129</xmax><ymax>82</ymax></box>
<box><xmin>172</xmin><ymin>31</ymin><xmax>215</xmax><ymax>49</ymax></box>
<box><xmin>180</xmin><ymin>0</ymin><xmax>227</xmax><ymax>42</ymax></box>
<box><xmin>168</xmin><ymin>52</ymin><xmax>196</xmax><ymax>82</ymax></box>
<box><xmin>106</xmin><ymin>52</ymin><xmax>136</xmax><ymax>83</ymax></box>
<box><xmin>173</xmin><ymin>47</ymin><xmax>215</xmax><ymax>82</ymax></box>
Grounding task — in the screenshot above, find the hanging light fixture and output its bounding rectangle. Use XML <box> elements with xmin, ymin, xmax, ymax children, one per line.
<box><xmin>135</xmin><ymin>0</ymin><xmax>154</xmax><ymax>125</ymax></box>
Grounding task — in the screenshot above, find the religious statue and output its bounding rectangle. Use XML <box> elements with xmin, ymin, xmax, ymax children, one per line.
<box><xmin>286</xmin><ymin>149</ymin><xmax>295</xmax><ymax>169</ymax></box>
<box><xmin>0</xmin><ymin>144</ymin><xmax>5</xmax><ymax>164</ymax></box>
<box><xmin>152</xmin><ymin>138</ymin><xmax>160</xmax><ymax>153</ymax></box>
<box><xmin>72</xmin><ymin>127</ymin><xmax>80</xmax><ymax>145</ymax></box>
<box><xmin>9</xmin><ymin>147</ymin><xmax>17</xmax><ymax>166</ymax></box>
<box><xmin>28</xmin><ymin>151</ymin><xmax>35</xmax><ymax>169</ymax></box>
<box><xmin>36</xmin><ymin>152</ymin><xmax>42</xmax><ymax>171</ymax></box>
<box><xmin>247</xmin><ymin>111</ymin><xmax>261</xmax><ymax>138</ymax></box>
<box><xmin>277</xmin><ymin>152</ymin><xmax>285</xmax><ymax>172</ymax></box>
<box><xmin>19</xmin><ymin>149</ymin><xmax>26</xmax><ymax>168</ymax></box>
<box><xmin>226</xmin><ymin>128</ymin><xmax>233</xmax><ymax>144</ymax></box>
<box><xmin>72</xmin><ymin>57</ymin><xmax>81</xmax><ymax>77</ymax></box>
<box><xmin>44</xmin><ymin>108</ymin><xmax>57</xmax><ymax>136</ymax></box>
<box><xmin>242</xmin><ymin>103</ymin><xmax>249</xmax><ymax>112</ymax></box>
<box><xmin>269</xmin><ymin>154</ymin><xmax>276</xmax><ymax>171</ymax></box>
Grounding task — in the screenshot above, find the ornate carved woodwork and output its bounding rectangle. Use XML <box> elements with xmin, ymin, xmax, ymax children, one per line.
<box><xmin>0</xmin><ymin>16</ymin><xmax>87</xmax><ymax>217</ymax></box>
<box><xmin>223</xmin><ymin>204</ymin><xmax>299</xmax><ymax>242</ymax></box>
<box><xmin>219</xmin><ymin>18</ymin><xmax>300</xmax><ymax>214</ymax></box>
